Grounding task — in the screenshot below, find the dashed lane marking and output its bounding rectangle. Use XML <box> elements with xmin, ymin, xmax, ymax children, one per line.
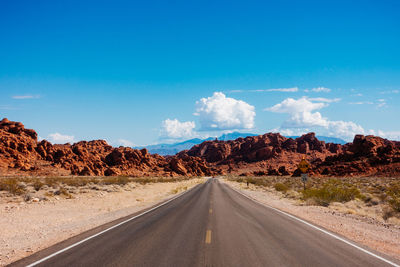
<box><xmin>205</xmin><ymin>230</ymin><xmax>212</xmax><ymax>244</ymax></box>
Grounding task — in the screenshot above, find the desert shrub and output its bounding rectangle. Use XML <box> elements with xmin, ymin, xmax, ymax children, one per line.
<box><xmin>32</xmin><ymin>179</ymin><xmax>44</xmax><ymax>191</ymax></box>
<box><xmin>274</xmin><ymin>183</ymin><xmax>289</xmax><ymax>192</ymax></box>
<box><xmin>170</xmin><ymin>185</ymin><xmax>188</xmax><ymax>194</ymax></box>
<box><xmin>58</xmin><ymin>187</ymin><xmax>72</xmax><ymax>198</ymax></box>
<box><xmin>101</xmin><ymin>176</ymin><xmax>130</xmax><ymax>185</ymax></box>
<box><xmin>63</xmin><ymin>177</ymin><xmax>100</xmax><ymax>187</ymax></box>
<box><xmin>246</xmin><ymin>177</ymin><xmax>271</xmax><ymax>187</ymax></box>
<box><xmin>302</xmin><ymin>179</ymin><xmax>362</xmax><ymax>207</ymax></box>
<box><xmin>45</xmin><ymin>177</ymin><xmax>61</xmax><ymax>187</ymax></box>
<box><xmin>0</xmin><ymin>178</ymin><xmax>26</xmax><ymax>195</ymax></box>
<box><xmin>387</xmin><ymin>183</ymin><xmax>400</xmax><ymax>212</ymax></box>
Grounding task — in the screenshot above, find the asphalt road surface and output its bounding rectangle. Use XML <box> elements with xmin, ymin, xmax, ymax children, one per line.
<box><xmin>12</xmin><ymin>178</ymin><xmax>399</xmax><ymax>267</ymax></box>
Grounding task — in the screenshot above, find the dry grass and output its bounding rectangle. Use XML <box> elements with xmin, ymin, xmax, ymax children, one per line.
<box><xmin>0</xmin><ymin>179</ymin><xmax>26</xmax><ymax>195</ymax></box>
<box><xmin>274</xmin><ymin>183</ymin><xmax>289</xmax><ymax>193</ymax></box>
<box><xmin>0</xmin><ymin>176</ymin><xmax>197</xmax><ymax>196</ymax></box>
<box><xmin>227</xmin><ymin>175</ymin><xmax>400</xmax><ymax>220</ymax></box>
<box><xmin>170</xmin><ymin>185</ymin><xmax>188</xmax><ymax>194</ymax></box>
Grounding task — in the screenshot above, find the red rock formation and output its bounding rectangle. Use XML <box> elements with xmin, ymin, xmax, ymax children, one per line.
<box><xmin>1</xmin><ymin>118</ymin><xmax>399</xmax><ymax>177</ymax></box>
<box><xmin>0</xmin><ymin>118</ymin><xmax>213</xmax><ymax>177</ymax></box>
<box><xmin>314</xmin><ymin>135</ymin><xmax>400</xmax><ymax>176</ymax></box>
<box><xmin>186</xmin><ymin>132</ymin><xmax>339</xmax><ymax>175</ymax></box>
<box><xmin>186</xmin><ymin>132</ymin><xmax>400</xmax><ymax>176</ymax></box>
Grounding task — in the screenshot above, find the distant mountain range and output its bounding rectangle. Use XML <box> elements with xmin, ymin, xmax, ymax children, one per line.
<box><xmin>136</xmin><ymin>132</ymin><xmax>346</xmax><ymax>156</ymax></box>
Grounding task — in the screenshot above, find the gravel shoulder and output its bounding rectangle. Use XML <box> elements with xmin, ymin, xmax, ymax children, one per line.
<box><xmin>222</xmin><ymin>179</ymin><xmax>400</xmax><ymax>261</ymax></box>
<box><xmin>0</xmin><ymin>178</ymin><xmax>205</xmax><ymax>266</ymax></box>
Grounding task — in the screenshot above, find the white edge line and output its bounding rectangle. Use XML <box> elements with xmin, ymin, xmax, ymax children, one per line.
<box><xmin>26</xmin><ymin>180</ymin><xmax>206</xmax><ymax>267</ymax></box>
<box><xmin>228</xmin><ymin>184</ymin><xmax>400</xmax><ymax>267</ymax></box>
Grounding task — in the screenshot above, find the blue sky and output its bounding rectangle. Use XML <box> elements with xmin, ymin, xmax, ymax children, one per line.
<box><xmin>1</xmin><ymin>0</ymin><xmax>399</xmax><ymax>145</ymax></box>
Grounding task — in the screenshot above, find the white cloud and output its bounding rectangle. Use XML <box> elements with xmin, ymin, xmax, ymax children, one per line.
<box><xmin>348</xmin><ymin>101</ymin><xmax>374</xmax><ymax>105</ymax></box>
<box><xmin>116</xmin><ymin>139</ymin><xmax>135</xmax><ymax>147</ymax></box>
<box><xmin>263</xmin><ymin>87</ymin><xmax>298</xmax><ymax>92</ymax></box>
<box><xmin>327</xmin><ymin>121</ymin><xmax>365</xmax><ymax>139</ymax></box>
<box><xmin>308</xmin><ymin>97</ymin><xmax>341</xmax><ymax>103</ymax></box>
<box><xmin>195</xmin><ymin>92</ymin><xmax>255</xmax><ymax>131</ymax></box>
<box><xmin>375</xmin><ymin>130</ymin><xmax>400</xmax><ymax>141</ymax></box>
<box><xmin>380</xmin><ymin>90</ymin><xmax>399</xmax><ymax>94</ymax></box>
<box><xmin>305</xmin><ymin>87</ymin><xmax>331</xmax><ymax>93</ymax></box>
<box><xmin>161</xmin><ymin>119</ymin><xmax>196</xmax><ymax>139</ymax></box>
<box><xmin>266</xmin><ymin>97</ymin><xmax>365</xmax><ymax>141</ymax></box>
<box><xmin>377</xmin><ymin>99</ymin><xmax>387</xmax><ymax>108</ymax></box>
<box><xmin>47</xmin><ymin>133</ymin><xmax>75</xmax><ymax>144</ymax></box>
<box><xmin>266</xmin><ymin>97</ymin><xmax>329</xmax><ymax>128</ymax></box>
<box><xmin>12</xmin><ymin>95</ymin><xmax>40</xmax><ymax>99</ymax></box>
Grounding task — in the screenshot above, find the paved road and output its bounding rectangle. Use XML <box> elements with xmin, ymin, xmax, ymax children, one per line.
<box><xmin>13</xmin><ymin>179</ymin><xmax>398</xmax><ymax>267</ymax></box>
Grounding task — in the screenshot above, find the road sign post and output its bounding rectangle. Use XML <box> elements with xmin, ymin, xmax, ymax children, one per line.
<box><xmin>298</xmin><ymin>158</ymin><xmax>310</xmax><ymax>190</ymax></box>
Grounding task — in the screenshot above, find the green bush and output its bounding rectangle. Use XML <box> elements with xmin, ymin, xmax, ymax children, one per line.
<box><xmin>302</xmin><ymin>179</ymin><xmax>362</xmax><ymax>206</ymax></box>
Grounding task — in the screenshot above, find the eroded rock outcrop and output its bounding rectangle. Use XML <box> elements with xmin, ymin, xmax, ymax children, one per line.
<box><xmin>185</xmin><ymin>132</ymin><xmax>400</xmax><ymax>176</ymax></box>
<box><xmin>0</xmin><ymin>118</ymin><xmax>213</xmax><ymax>177</ymax></box>
<box><xmin>186</xmin><ymin>132</ymin><xmax>339</xmax><ymax>175</ymax></box>
<box><xmin>314</xmin><ymin>135</ymin><xmax>400</xmax><ymax>176</ymax></box>
<box><xmin>1</xmin><ymin>118</ymin><xmax>399</xmax><ymax>177</ymax></box>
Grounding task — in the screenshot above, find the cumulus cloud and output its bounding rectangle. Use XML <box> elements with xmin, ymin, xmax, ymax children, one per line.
<box><xmin>12</xmin><ymin>95</ymin><xmax>40</xmax><ymax>99</ymax></box>
<box><xmin>327</xmin><ymin>121</ymin><xmax>365</xmax><ymax>139</ymax></box>
<box><xmin>47</xmin><ymin>133</ymin><xmax>75</xmax><ymax>144</ymax></box>
<box><xmin>266</xmin><ymin>97</ymin><xmax>329</xmax><ymax>128</ymax></box>
<box><xmin>161</xmin><ymin>119</ymin><xmax>196</xmax><ymax>139</ymax></box>
<box><xmin>194</xmin><ymin>92</ymin><xmax>255</xmax><ymax>131</ymax></box>
<box><xmin>266</xmin><ymin>97</ymin><xmax>365</xmax><ymax>141</ymax></box>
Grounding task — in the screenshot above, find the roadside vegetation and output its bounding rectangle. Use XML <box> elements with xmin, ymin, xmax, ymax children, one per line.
<box><xmin>227</xmin><ymin>175</ymin><xmax>400</xmax><ymax>222</ymax></box>
<box><xmin>0</xmin><ymin>176</ymin><xmax>197</xmax><ymax>201</ymax></box>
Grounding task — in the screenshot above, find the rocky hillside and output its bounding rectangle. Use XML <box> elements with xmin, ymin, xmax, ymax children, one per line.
<box><xmin>184</xmin><ymin>132</ymin><xmax>400</xmax><ymax>176</ymax></box>
<box><xmin>1</xmin><ymin>118</ymin><xmax>399</xmax><ymax>177</ymax></box>
<box><xmin>0</xmin><ymin>118</ymin><xmax>213</xmax><ymax>177</ymax></box>
<box><xmin>185</xmin><ymin>132</ymin><xmax>341</xmax><ymax>175</ymax></box>
<box><xmin>314</xmin><ymin>135</ymin><xmax>400</xmax><ymax>176</ymax></box>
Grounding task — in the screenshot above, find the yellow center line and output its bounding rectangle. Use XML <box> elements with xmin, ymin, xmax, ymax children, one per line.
<box><xmin>209</xmin><ymin>208</ymin><xmax>213</xmax><ymax>214</ymax></box>
<box><xmin>205</xmin><ymin>230</ymin><xmax>212</xmax><ymax>244</ymax></box>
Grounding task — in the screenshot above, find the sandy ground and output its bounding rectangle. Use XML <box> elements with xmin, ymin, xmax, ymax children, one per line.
<box><xmin>0</xmin><ymin>178</ymin><xmax>205</xmax><ymax>266</ymax></box>
<box><xmin>222</xmin><ymin>179</ymin><xmax>400</xmax><ymax>261</ymax></box>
